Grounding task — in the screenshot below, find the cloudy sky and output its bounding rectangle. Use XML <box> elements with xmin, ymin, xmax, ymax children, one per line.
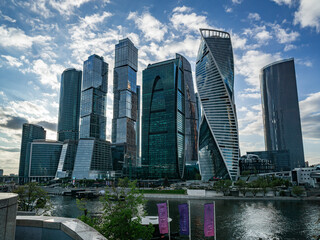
<box><xmin>0</xmin><ymin>0</ymin><xmax>319</xmax><ymax>174</ymax></box>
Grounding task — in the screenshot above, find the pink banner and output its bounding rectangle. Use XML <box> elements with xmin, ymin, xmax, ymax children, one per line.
<box><xmin>204</xmin><ymin>203</ymin><xmax>215</xmax><ymax>237</ymax></box>
<box><xmin>157</xmin><ymin>202</ymin><xmax>168</xmax><ymax>234</ymax></box>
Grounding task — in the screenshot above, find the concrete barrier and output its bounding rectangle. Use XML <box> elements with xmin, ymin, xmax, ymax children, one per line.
<box><xmin>0</xmin><ymin>193</ymin><xmax>18</xmax><ymax>240</ymax></box>
<box><xmin>16</xmin><ymin>216</ymin><xmax>107</xmax><ymax>240</ymax></box>
<box><xmin>187</xmin><ymin>189</ymin><xmax>206</xmax><ymax>196</ymax></box>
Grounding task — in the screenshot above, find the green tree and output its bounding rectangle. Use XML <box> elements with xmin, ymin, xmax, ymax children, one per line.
<box><xmin>13</xmin><ymin>182</ymin><xmax>51</xmax><ymax>215</ymax></box>
<box><xmin>292</xmin><ymin>186</ymin><xmax>304</xmax><ymax>197</ymax></box>
<box><xmin>214</xmin><ymin>180</ymin><xmax>232</xmax><ymax>196</ymax></box>
<box><xmin>235</xmin><ymin>179</ymin><xmax>248</xmax><ymax>197</ymax></box>
<box><xmin>79</xmin><ymin>178</ymin><xmax>154</xmax><ymax>240</ymax></box>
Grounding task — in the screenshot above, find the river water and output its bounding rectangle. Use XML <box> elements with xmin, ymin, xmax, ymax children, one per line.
<box><xmin>50</xmin><ymin>195</ymin><xmax>320</xmax><ymax>239</ymax></box>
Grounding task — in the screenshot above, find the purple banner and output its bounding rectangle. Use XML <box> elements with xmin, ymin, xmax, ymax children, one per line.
<box><xmin>157</xmin><ymin>202</ymin><xmax>168</xmax><ymax>234</ymax></box>
<box><xmin>178</xmin><ymin>203</ymin><xmax>189</xmax><ymax>235</ymax></box>
<box><xmin>204</xmin><ymin>203</ymin><xmax>215</xmax><ymax>237</ymax></box>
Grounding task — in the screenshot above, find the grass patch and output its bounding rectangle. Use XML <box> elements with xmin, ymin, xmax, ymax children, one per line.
<box><xmin>139</xmin><ymin>189</ymin><xmax>186</xmax><ymax>195</ymax></box>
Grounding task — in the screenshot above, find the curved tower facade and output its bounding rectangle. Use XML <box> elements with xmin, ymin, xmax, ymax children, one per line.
<box><xmin>142</xmin><ymin>53</ymin><xmax>198</xmax><ymax>179</ymax></box>
<box><xmin>57</xmin><ymin>68</ymin><xmax>82</xmax><ymax>142</ymax></box>
<box><xmin>260</xmin><ymin>58</ymin><xmax>305</xmax><ymax>169</ymax></box>
<box><xmin>196</xmin><ymin>29</ymin><xmax>239</xmax><ymax>181</ymax></box>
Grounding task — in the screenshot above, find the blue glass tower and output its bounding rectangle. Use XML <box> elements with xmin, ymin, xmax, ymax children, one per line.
<box><xmin>19</xmin><ymin>123</ymin><xmax>46</xmax><ymax>184</ymax></box>
<box><xmin>260</xmin><ymin>58</ymin><xmax>305</xmax><ymax>169</ymax></box>
<box><xmin>112</xmin><ymin>38</ymin><xmax>138</xmax><ymax>169</ymax></box>
<box><xmin>73</xmin><ymin>54</ymin><xmax>112</xmax><ymax>180</ymax></box>
<box><xmin>142</xmin><ymin>53</ymin><xmax>198</xmax><ymax>179</ymax></box>
<box><xmin>80</xmin><ymin>54</ymin><xmax>108</xmax><ymax>140</ymax></box>
<box><xmin>57</xmin><ymin>68</ymin><xmax>82</xmax><ymax>142</ymax></box>
<box><xmin>196</xmin><ymin>29</ymin><xmax>240</xmax><ymax>181</ymax></box>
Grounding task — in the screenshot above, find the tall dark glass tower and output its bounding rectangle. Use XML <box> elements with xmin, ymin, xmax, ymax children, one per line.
<box><xmin>112</xmin><ymin>38</ymin><xmax>138</xmax><ymax>167</ymax></box>
<box><xmin>57</xmin><ymin>68</ymin><xmax>82</xmax><ymax>142</ymax></box>
<box><xmin>73</xmin><ymin>54</ymin><xmax>112</xmax><ymax>180</ymax></box>
<box><xmin>196</xmin><ymin>29</ymin><xmax>239</xmax><ymax>181</ymax></box>
<box><xmin>136</xmin><ymin>85</ymin><xmax>141</xmax><ymax>164</ymax></box>
<box><xmin>19</xmin><ymin>123</ymin><xmax>46</xmax><ymax>184</ymax></box>
<box><xmin>80</xmin><ymin>54</ymin><xmax>108</xmax><ymax>140</ymax></box>
<box><xmin>260</xmin><ymin>58</ymin><xmax>305</xmax><ymax>168</ymax></box>
<box><xmin>142</xmin><ymin>53</ymin><xmax>198</xmax><ymax>179</ymax></box>
<box><xmin>56</xmin><ymin>68</ymin><xmax>82</xmax><ymax>179</ymax></box>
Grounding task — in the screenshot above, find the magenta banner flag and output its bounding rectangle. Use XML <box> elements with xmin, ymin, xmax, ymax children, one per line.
<box><xmin>178</xmin><ymin>203</ymin><xmax>189</xmax><ymax>235</ymax></box>
<box><xmin>157</xmin><ymin>202</ymin><xmax>168</xmax><ymax>234</ymax></box>
<box><xmin>204</xmin><ymin>203</ymin><xmax>215</xmax><ymax>237</ymax></box>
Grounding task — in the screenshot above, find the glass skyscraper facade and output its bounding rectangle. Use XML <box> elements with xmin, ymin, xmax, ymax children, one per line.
<box><xmin>73</xmin><ymin>54</ymin><xmax>112</xmax><ymax>180</ymax></box>
<box><xmin>196</xmin><ymin>29</ymin><xmax>239</xmax><ymax>181</ymax></box>
<box><xmin>260</xmin><ymin>58</ymin><xmax>305</xmax><ymax>169</ymax></box>
<box><xmin>112</xmin><ymin>38</ymin><xmax>138</xmax><ymax>168</ymax></box>
<box><xmin>72</xmin><ymin>139</ymin><xmax>112</xmax><ymax>179</ymax></box>
<box><xmin>142</xmin><ymin>53</ymin><xmax>198</xmax><ymax>179</ymax></box>
<box><xmin>26</xmin><ymin>140</ymin><xmax>62</xmax><ymax>182</ymax></box>
<box><xmin>136</xmin><ymin>85</ymin><xmax>141</xmax><ymax>164</ymax></box>
<box><xmin>19</xmin><ymin>123</ymin><xmax>46</xmax><ymax>184</ymax></box>
<box><xmin>80</xmin><ymin>54</ymin><xmax>108</xmax><ymax>140</ymax></box>
<box><xmin>57</xmin><ymin>68</ymin><xmax>82</xmax><ymax>142</ymax></box>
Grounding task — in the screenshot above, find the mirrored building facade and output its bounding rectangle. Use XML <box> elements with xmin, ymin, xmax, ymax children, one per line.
<box><xmin>142</xmin><ymin>53</ymin><xmax>198</xmax><ymax>179</ymax></box>
<box><xmin>57</xmin><ymin>68</ymin><xmax>82</xmax><ymax>142</ymax></box>
<box><xmin>80</xmin><ymin>54</ymin><xmax>108</xmax><ymax>140</ymax></box>
<box><xmin>260</xmin><ymin>58</ymin><xmax>305</xmax><ymax>169</ymax></box>
<box><xmin>112</xmin><ymin>38</ymin><xmax>138</xmax><ymax>169</ymax></box>
<box><xmin>73</xmin><ymin>54</ymin><xmax>112</xmax><ymax>180</ymax></box>
<box><xmin>26</xmin><ymin>140</ymin><xmax>62</xmax><ymax>182</ymax></box>
<box><xmin>196</xmin><ymin>29</ymin><xmax>240</xmax><ymax>181</ymax></box>
<box><xmin>19</xmin><ymin>124</ymin><xmax>46</xmax><ymax>184</ymax></box>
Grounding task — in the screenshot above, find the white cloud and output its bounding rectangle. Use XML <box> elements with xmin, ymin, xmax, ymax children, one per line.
<box><xmin>1</xmin><ymin>55</ymin><xmax>23</xmax><ymax>67</ymax></box>
<box><xmin>232</xmin><ymin>0</ymin><xmax>243</xmax><ymax>4</ymax></box>
<box><xmin>49</xmin><ymin>0</ymin><xmax>91</xmax><ymax>15</ymax></box>
<box><xmin>272</xmin><ymin>0</ymin><xmax>294</xmax><ymax>6</ymax></box>
<box><xmin>80</xmin><ymin>11</ymin><xmax>112</xmax><ymax>30</ymax></box>
<box><xmin>235</xmin><ymin>50</ymin><xmax>282</xmax><ymax>88</ymax></box>
<box><xmin>139</xmin><ymin>35</ymin><xmax>200</xmax><ymax>62</ymax></box>
<box><xmin>170</xmin><ymin>10</ymin><xmax>211</xmax><ymax>34</ymax></box>
<box><xmin>244</xmin><ymin>25</ymin><xmax>272</xmax><ymax>44</ymax></box>
<box><xmin>231</xmin><ymin>33</ymin><xmax>247</xmax><ymax>50</ymax></box>
<box><xmin>238</xmin><ymin>106</ymin><xmax>264</xmax><ymax>136</ymax></box>
<box><xmin>25</xmin><ymin>59</ymin><xmax>64</xmax><ymax>89</ymax></box>
<box><xmin>273</xmin><ymin>24</ymin><xmax>299</xmax><ymax>43</ymax></box>
<box><xmin>172</xmin><ymin>6</ymin><xmax>192</xmax><ymax>13</ymax></box>
<box><xmin>294</xmin><ymin>0</ymin><xmax>320</xmax><ymax>32</ymax></box>
<box><xmin>299</xmin><ymin>92</ymin><xmax>320</xmax><ymax>140</ymax></box>
<box><xmin>225</xmin><ymin>7</ymin><xmax>233</xmax><ymax>13</ymax></box>
<box><xmin>0</xmin><ymin>25</ymin><xmax>52</xmax><ymax>50</ymax></box>
<box><xmin>238</xmin><ymin>92</ymin><xmax>261</xmax><ymax>99</ymax></box>
<box><xmin>284</xmin><ymin>44</ymin><xmax>297</xmax><ymax>51</ymax></box>
<box><xmin>248</xmin><ymin>13</ymin><xmax>261</xmax><ymax>21</ymax></box>
<box><xmin>0</xmin><ymin>11</ymin><xmax>16</xmax><ymax>23</ymax></box>
<box><xmin>127</xmin><ymin>11</ymin><xmax>167</xmax><ymax>42</ymax></box>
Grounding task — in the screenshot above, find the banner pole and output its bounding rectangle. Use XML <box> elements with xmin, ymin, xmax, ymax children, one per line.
<box><xmin>214</xmin><ymin>201</ymin><xmax>216</xmax><ymax>240</ymax></box>
<box><xmin>188</xmin><ymin>200</ymin><xmax>191</xmax><ymax>240</ymax></box>
<box><xmin>167</xmin><ymin>200</ymin><xmax>171</xmax><ymax>240</ymax></box>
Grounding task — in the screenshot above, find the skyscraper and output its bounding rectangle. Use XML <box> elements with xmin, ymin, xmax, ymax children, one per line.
<box><xmin>141</xmin><ymin>53</ymin><xmax>197</xmax><ymax>179</ymax></box>
<box><xmin>196</xmin><ymin>29</ymin><xmax>239</xmax><ymax>181</ymax></box>
<box><xmin>57</xmin><ymin>68</ymin><xmax>82</xmax><ymax>142</ymax></box>
<box><xmin>73</xmin><ymin>54</ymin><xmax>112</xmax><ymax>180</ymax></box>
<box><xmin>19</xmin><ymin>123</ymin><xmax>46</xmax><ymax>184</ymax></box>
<box><xmin>56</xmin><ymin>68</ymin><xmax>82</xmax><ymax>178</ymax></box>
<box><xmin>80</xmin><ymin>54</ymin><xmax>108</xmax><ymax>140</ymax></box>
<box><xmin>112</xmin><ymin>38</ymin><xmax>138</xmax><ymax>168</ymax></box>
<box><xmin>26</xmin><ymin>140</ymin><xmax>62</xmax><ymax>182</ymax></box>
<box><xmin>260</xmin><ymin>58</ymin><xmax>305</xmax><ymax>168</ymax></box>
<box><xmin>136</xmin><ymin>85</ymin><xmax>141</xmax><ymax>164</ymax></box>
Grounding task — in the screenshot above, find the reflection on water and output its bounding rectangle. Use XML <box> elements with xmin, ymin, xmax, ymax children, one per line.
<box><xmin>50</xmin><ymin>196</ymin><xmax>320</xmax><ymax>239</ymax></box>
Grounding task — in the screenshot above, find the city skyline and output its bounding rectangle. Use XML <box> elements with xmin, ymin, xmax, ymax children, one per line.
<box><xmin>0</xmin><ymin>0</ymin><xmax>320</xmax><ymax>174</ymax></box>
